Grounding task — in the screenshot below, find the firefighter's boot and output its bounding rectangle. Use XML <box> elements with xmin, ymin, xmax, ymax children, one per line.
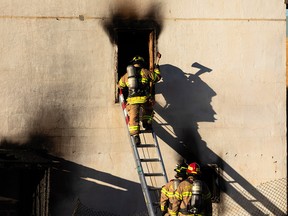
<box><xmin>142</xmin><ymin>121</ymin><xmax>152</xmax><ymax>132</ymax></box>
<box><xmin>132</xmin><ymin>134</ymin><xmax>141</xmax><ymax>145</ymax></box>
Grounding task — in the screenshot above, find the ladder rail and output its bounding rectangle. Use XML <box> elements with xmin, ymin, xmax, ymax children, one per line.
<box><xmin>119</xmin><ymin>90</ymin><xmax>168</xmax><ymax>216</ymax></box>
<box><xmin>119</xmin><ymin>90</ymin><xmax>156</xmax><ymax>216</ymax></box>
<box><xmin>151</xmin><ymin>130</ymin><xmax>169</xmax><ymax>183</ymax></box>
<box><xmin>129</xmin><ymin>136</ymin><xmax>156</xmax><ymax>216</ymax></box>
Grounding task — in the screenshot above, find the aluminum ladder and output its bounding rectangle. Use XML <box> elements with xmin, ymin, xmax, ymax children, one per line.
<box><xmin>119</xmin><ymin>90</ymin><xmax>169</xmax><ymax>216</ymax></box>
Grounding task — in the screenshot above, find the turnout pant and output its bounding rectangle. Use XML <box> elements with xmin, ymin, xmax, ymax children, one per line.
<box><xmin>126</xmin><ymin>101</ymin><xmax>154</xmax><ymax>135</ymax></box>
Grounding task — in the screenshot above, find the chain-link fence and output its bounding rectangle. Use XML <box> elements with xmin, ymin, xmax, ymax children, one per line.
<box><xmin>72</xmin><ymin>199</ymin><xmax>119</xmax><ymax>216</ymax></box>
<box><xmin>213</xmin><ymin>178</ymin><xmax>287</xmax><ymax>216</ymax></box>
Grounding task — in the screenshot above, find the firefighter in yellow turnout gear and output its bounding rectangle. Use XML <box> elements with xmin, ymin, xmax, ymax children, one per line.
<box><xmin>170</xmin><ymin>163</ymin><xmax>212</xmax><ymax>216</ymax></box>
<box><xmin>118</xmin><ymin>55</ymin><xmax>161</xmax><ymax>145</ymax></box>
<box><xmin>160</xmin><ymin>161</ymin><xmax>188</xmax><ymax>216</ymax></box>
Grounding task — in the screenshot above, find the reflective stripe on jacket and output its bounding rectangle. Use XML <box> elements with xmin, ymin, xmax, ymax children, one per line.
<box><xmin>127</xmin><ymin>96</ymin><xmax>147</xmax><ymax>104</ymax></box>
<box><xmin>171</xmin><ymin>177</ymin><xmax>212</xmax><ymax>216</ymax></box>
<box><xmin>160</xmin><ymin>179</ymin><xmax>179</xmax><ymax>214</ymax></box>
<box><xmin>118</xmin><ymin>67</ymin><xmax>161</xmax><ymax>104</ymax></box>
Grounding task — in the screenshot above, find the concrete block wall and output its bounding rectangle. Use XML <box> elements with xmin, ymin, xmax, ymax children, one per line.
<box><xmin>0</xmin><ymin>0</ymin><xmax>286</xmax><ymax>215</ymax></box>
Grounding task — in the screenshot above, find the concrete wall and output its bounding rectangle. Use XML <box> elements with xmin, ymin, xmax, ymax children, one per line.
<box><xmin>0</xmin><ymin>0</ymin><xmax>286</xmax><ymax>215</ymax></box>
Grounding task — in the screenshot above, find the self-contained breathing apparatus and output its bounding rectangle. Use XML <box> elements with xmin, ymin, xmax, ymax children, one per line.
<box><xmin>189</xmin><ymin>180</ymin><xmax>203</xmax><ymax>214</ymax></box>
<box><xmin>127</xmin><ymin>65</ymin><xmax>147</xmax><ymax>97</ymax></box>
<box><xmin>127</xmin><ymin>65</ymin><xmax>138</xmax><ymax>97</ymax></box>
<box><xmin>173</xmin><ymin>179</ymin><xmax>180</xmax><ymax>191</ymax></box>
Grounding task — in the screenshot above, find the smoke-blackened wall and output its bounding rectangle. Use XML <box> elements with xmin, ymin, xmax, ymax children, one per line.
<box><xmin>102</xmin><ymin>2</ymin><xmax>163</xmax><ymax>44</ymax></box>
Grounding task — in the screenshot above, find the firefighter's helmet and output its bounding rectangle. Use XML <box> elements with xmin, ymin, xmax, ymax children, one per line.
<box><xmin>174</xmin><ymin>161</ymin><xmax>188</xmax><ymax>178</ymax></box>
<box><xmin>187</xmin><ymin>162</ymin><xmax>201</xmax><ymax>175</ymax></box>
<box><xmin>131</xmin><ymin>55</ymin><xmax>145</xmax><ymax>66</ymax></box>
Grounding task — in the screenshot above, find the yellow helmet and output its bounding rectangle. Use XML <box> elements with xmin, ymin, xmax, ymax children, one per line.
<box><xmin>131</xmin><ymin>55</ymin><xmax>145</xmax><ymax>66</ymax></box>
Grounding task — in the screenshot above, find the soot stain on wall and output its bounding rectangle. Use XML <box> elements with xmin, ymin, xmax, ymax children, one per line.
<box><xmin>102</xmin><ymin>2</ymin><xmax>164</xmax><ymax>44</ymax></box>
<box><xmin>0</xmin><ymin>99</ymin><xmax>78</xmax><ymax>215</ymax></box>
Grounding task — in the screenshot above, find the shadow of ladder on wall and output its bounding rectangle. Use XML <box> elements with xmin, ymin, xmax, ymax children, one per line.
<box><xmin>119</xmin><ymin>90</ymin><xmax>169</xmax><ymax>216</ymax></box>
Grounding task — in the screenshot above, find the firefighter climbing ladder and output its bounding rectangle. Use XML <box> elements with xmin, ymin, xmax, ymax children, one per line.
<box><xmin>119</xmin><ymin>90</ymin><xmax>168</xmax><ymax>216</ymax></box>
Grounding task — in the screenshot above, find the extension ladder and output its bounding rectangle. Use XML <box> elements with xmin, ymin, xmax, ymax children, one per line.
<box><xmin>119</xmin><ymin>90</ymin><xmax>168</xmax><ymax>216</ymax></box>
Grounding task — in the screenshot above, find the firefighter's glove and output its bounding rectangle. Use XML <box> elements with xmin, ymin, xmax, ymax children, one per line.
<box><xmin>154</xmin><ymin>64</ymin><xmax>159</xmax><ymax>69</ymax></box>
<box><xmin>148</xmin><ymin>98</ymin><xmax>155</xmax><ymax>106</ymax></box>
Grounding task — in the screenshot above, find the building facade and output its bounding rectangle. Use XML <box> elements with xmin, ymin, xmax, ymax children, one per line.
<box><xmin>0</xmin><ymin>1</ymin><xmax>286</xmax><ymax>215</ymax></box>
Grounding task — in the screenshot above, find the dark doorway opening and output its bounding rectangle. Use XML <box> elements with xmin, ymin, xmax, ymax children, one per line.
<box><xmin>115</xmin><ymin>29</ymin><xmax>155</xmax><ymax>102</ymax></box>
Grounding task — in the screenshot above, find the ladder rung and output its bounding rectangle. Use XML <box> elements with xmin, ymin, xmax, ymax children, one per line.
<box><xmin>144</xmin><ymin>173</ymin><xmax>164</xmax><ymax>177</ymax></box>
<box><xmin>140</xmin><ymin>158</ymin><xmax>161</xmax><ymax>162</ymax></box>
<box><xmin>153</xmin><ymin>201</ymin><xmax>160</xmax><ymax>206</ymax></box>
<box><xmin>140</xmin><ymin>130</ymin><xmax>153</xmax><ymax>133</ymax></box>
<box><xmin>158</xmin><ymin>123</ymin><xmax>169</xmax><ymax>125</ymax></box>
<box><xmin>148</xmin><ymin>187</ymin><xmax>162</xmax><ymax>191</ymax></box>
<box><xmin>137</xmin><ymin>144</ymin><xmax>156</xmax><ymax>148</ymax></box>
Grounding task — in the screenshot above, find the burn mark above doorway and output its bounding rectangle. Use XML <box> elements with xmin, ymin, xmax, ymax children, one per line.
<box><xmin>102</xmin><ymin>3</ymin><xmax>163</xmax><ymax>44</ymax></box>
<box><xmin>101</xmin><ymin>3</ymin><xmax>163</xmax><ymax>102</ymax></box>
